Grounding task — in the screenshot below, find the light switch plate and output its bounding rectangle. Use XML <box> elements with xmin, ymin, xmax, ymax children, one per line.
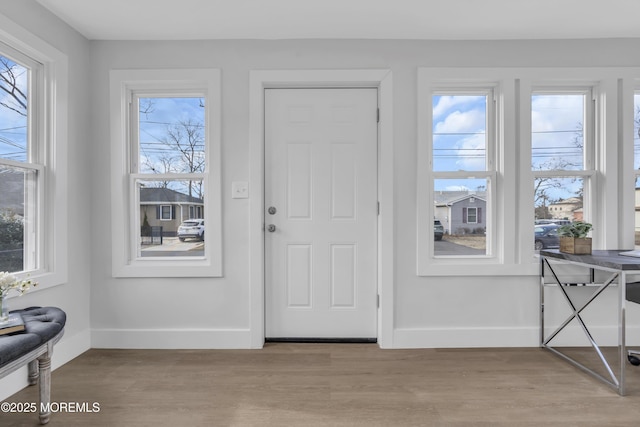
<box><xmin>231</xmin><ymin>181</ymin><xmax>249</xmax><ymax>199</ymax></box>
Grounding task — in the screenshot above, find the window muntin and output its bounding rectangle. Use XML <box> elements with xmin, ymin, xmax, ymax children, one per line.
<box><xmin>532</xmin><ymin>91</ymin><xmax>591</xmax><ymax>253</ymax></box>
<box><xmin>0</xmin><ymin>50</ymin><xmax>41</xmax><ymax>274</ymax></box>
<box><xmin>431</xmin><ymin>90</ymin><xmax>494</xmax><ymax>258</ymax></box>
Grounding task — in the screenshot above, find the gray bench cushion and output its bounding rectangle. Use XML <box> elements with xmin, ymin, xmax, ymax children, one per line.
<box><xmin>0</xmin><ymin>307</ymin><xmax>66</xmax><ymax>368</ymax></box>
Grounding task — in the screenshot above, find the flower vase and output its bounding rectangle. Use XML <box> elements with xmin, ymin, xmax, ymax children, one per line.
<box><xmin>0</xmin><ymin>294</ymin><xmax>8</xmax><ymax>324</ymax></box>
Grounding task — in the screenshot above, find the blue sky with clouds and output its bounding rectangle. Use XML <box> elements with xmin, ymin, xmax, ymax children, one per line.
<box><xmin>432</xmin><ymin>92</ymin><xmax>586</xmax><ymax>203</ymax></box>
<box><xmin>432</xmin><ymin>95</ymin><xmax>487</xmax><ymax>174</ymax></box>
<box><xmin>0</xmin><ymin>56</ymin><xmax>27</xmax><ymax>163</ymax></box>
<box><xmin>137</xmin><ymin>96</ymin><xmax>204</xmax><ymax>175</ymax></box>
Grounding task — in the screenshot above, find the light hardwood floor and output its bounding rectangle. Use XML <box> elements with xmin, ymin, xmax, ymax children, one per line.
<box><xmin>2</xmin><ymin>344</ymin><xmax>640</xmax><ymax>426</ymax></box>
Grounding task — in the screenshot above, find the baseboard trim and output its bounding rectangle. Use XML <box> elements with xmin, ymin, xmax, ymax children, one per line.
<box><xmin>90</xmin><ymin>328</ymin><xmax>252</xmax><ymax>349</ymax></box>
<box><xmin>266</xmin><ymin>337</ymin><xmax>377</xmax><ymax>344</ymax></box>
<box><xmin>393</xmin><ymin>325</ymin><xmax>640</xmax><ymax>349</ymax></box>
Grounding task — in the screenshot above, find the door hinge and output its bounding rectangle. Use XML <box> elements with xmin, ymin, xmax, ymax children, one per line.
<box><xmin>377</xmin><ymin>108</ymin><xmax>380</xmax><ymax>123</ymax></box>
<box><xmin>377</xmin><ymin>294</ymin><xmax>380</xmax><ymax>308</ymax></box>
<box><xmin>377</xmin><ymin>201</ymin><xmax>380</xmax><ymax>215</ymax></box>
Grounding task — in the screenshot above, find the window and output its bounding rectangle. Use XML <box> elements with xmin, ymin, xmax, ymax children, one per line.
<box><xmin>431</xmin><ymin>90</ymin><xmax>495</xmax><ymax>257</ymax></box>
<box><xmin>0</xmin><ymin>50</ymin><xmax>35</xmax><ymax>273</ymax></box>
<box><xmin>160</xmin><ymin>205</ymin><xmax>173</xmax><ymax>221</ymax></box>
<box><xmin>110</xmin><ymin>69</ymin><xmax>221</xmax><ymax>277</ymax></box>
<box><xmin>417</xmin><ymin>69</ymin><xmax>505</xmax><ymax>275</ymax></box>
<box><xmin>418</xmin><ymin>68</ymin><xmax>621</xmax><ymax>275</ymax></box>
<box><xmin>465</xmin><ymin>207</ymin><xmax>479</xmax><ymax>224</ymax></box>
<box><xmin>0</xmin><ymin>18</ymin><xmax>68</xmax><ymax>287</ymax></box>
<box><xmin>531</xmin><ymin>90</ymin><xmax>594</xmax><ymax>253</ymax></box>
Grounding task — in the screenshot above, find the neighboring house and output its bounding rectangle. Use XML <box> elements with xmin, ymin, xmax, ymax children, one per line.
<box><xmin>139</xmin><ymin>187</ymin><xmax>204</xmax><ymax>237</ymax></box>
<box><xmin>573</xmin><ymin>207</ymin><xmax>584</xmax><ymax>222</ymax></box>
<box><xmin>547</xmin><ymin>197</ymin><xmax>582</xmax><ymax>221</ymax></box>
<box><xmin>434</xmin><ymin>191</ymin><xmax>487</xmax><ymax>235</ymax></box>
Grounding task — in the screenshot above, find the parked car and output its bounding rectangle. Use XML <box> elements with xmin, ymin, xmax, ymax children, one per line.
<box><xmin>535</xmin><ymin>219</ymin><xmax>556</xmax><ymax>225</ymax></box>
<box><xmin>535</xmin><ymin>219</ymin><xmax>572</xmax><ymax>226</ymax></box>
<box><xmin>177</xmin><ymin>219</ymin><xmax>205</xmax><ymax>241</ymax></box>
<box><xmin>534</xmin><ymin>224</ymin><xmax>559</xmax><ymax>250</ymax></box>
<box><xmin>434</xmin><ymin>219</ymin><xmax>444</xmax><ymax>241</ymax></box>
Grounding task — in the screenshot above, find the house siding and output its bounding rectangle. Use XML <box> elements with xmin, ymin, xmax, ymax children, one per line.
<box><xmin>450</xmin><ymin>199</ymin><xmax>486</xmax><ymax>235</ymax></box>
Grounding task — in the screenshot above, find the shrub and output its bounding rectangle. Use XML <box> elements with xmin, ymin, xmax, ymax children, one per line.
<box><xmin>0</xmin><ymin>211</ymin><xmax>24</xmax><ymax>272</ymax></box>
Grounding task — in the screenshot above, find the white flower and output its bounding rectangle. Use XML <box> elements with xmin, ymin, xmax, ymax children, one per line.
<box><xmin>0</xmin><ymin>271</ymin><xmax>37</xmax><ymax>297</ymax></box>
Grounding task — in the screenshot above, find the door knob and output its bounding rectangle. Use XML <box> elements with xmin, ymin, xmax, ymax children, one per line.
<box><xmin>268</xmin><ymin>206</ymin><xmax>277</xmax><ymax>215</ymax></box>
<box><xmin>267</xmin><ymin>224</ymin><xmax>276</xmax><ymax>232</ymax></box>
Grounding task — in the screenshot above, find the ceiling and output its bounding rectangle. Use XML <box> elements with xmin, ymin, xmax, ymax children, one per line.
<box><xmin>35</xmin><ymin>0</ymin><xmax>640</xmax><ymax>41</ymax></box>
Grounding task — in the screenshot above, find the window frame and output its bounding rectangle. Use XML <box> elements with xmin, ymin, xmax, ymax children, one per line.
<box><xmin>524</xmin><ymin>83</ymin><xmax>598</xmax><ymax>259</ymax></box>
<box><xmin>465</xmin><ymin>207</ymin><xmax>478</xmax><ymax>224</ymax></box>
<box><xmin>0</xmin><ymin>45</ymin><xmax>42</xmax><ymax>274</ymax></box>
<box><xmin>160</xmin><ymin>205</ymin><xmax>172</xmax><ymax>221</ymax></box>
<box><xmin>418</xmin><ymin>68</ymin><xmax>621</xmax><ymax>277</ymax></box>
<box><xmin>0</xmin><ymin>16</ymin><xmax>68</xmax><ymax>289</ymax></box>
<box><xmin>110</xmin><ymin>69</ymin><xmax>222</xmax><ymax>277</ymax></box>
<box><xmin>417</xmin><ymin>69</ymin><xmax>504</xmax><ymax>275</ymax></box>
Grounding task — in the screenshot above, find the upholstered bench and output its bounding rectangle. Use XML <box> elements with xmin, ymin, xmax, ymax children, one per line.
<box><xmin>0</xmin><ymin>306</ymin><xmax>66</xmax><ymax>424</ymax></box>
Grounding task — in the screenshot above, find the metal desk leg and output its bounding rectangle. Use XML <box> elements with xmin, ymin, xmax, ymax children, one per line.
<box><xmin>619</xmin><ymin>271</ymin><xmax>627</xmax><ymax>395</ymax></box>
<box><xmin>541</xmin><ymin>257</ymin><xmax>626</xmax><ymax>395</ymax></box>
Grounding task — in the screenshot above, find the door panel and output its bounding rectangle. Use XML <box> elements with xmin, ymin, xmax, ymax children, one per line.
<box><xmin>265</xmin><ymin>88</ymin><xmax>378</xmax><ymax>339</ymax></box>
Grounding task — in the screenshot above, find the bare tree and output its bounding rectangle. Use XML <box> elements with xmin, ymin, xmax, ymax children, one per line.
<box><xmin>0</xmin><ymin>56</ymin><xmax>27</xmax><ymax>117</ymax></box>
<box><xmin>160</xmin><ymin>118</ymin><xmax>205</xmax><ymax>199</ymax></box>
<box><xmin>533</xmin><ymin>122</ymin><xmax>584</xmax><ymax>218</ymax></box>
<box><xmin>142</xmin><ymin>154</ymin><xmax>177</xmax><ymax>189</ymax></box>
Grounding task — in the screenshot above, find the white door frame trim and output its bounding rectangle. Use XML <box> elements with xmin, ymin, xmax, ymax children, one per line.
<box><xmin>249</xmin><ymin>69</ymin><xmax>394</xmax><ymax>348</ymax></box>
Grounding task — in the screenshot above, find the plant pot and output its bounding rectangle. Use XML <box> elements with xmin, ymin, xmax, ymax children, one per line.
<box><xmin>560</xmin><ymin>236</ymin><xmax>592</xmax><ymax>254</ymax></box>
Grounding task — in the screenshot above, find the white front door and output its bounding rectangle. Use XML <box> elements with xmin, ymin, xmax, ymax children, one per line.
<box><xmin>265</xmin><ymin>88</ymin><xmax>378</xmax><ymax>339</ymax></box>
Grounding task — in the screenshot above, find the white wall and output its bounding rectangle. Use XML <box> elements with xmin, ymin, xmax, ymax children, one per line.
<box><xmin>0</xmin><ymin>1</ymin><xmax>92</xmax><ymax>400</ymax></box>
<box><xmin>88</xmin><ymin>37</ymin><xmax>640</xmax><ymax>349</ymax></box>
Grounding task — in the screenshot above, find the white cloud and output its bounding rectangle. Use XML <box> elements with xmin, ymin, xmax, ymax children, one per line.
<box><xmin>433</xmin><ymin>95</ymin><xmax>484</xmax><ymax>119</ymax></box>
<box><xmin>531</xmin><ymin>94</ymin><xmax>584</xmax><ymax>169</ymax></box>
<box><xmin>434</xmin><ymin>109</ymin><xmax>485</xmax><ymax>135</ymax></box>
<box><xmin>455</xmin><ymin>132</ymin><xmax>486</xmax><ymax>170</ymax></box>
<box><xmin>444</xmin><ymin>185</ymin><xmax>471</xmax><ymax>191</ymax></box>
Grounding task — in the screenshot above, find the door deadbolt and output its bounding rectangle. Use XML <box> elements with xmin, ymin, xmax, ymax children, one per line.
<box><xmin>268</xmin><ymin>206</ymin><xmax>277</xmax><ymax>215</ymax></box>
<box><xmin>267</xmin><ymin>224</ymin><xmax>276</xmax><ymax>232</ymax></box>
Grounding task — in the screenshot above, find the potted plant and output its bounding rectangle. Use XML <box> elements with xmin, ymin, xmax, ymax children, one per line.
<box><xmin>558</xmin><ymin>221</ymin><xmax>593</xmax><ymax>254</ymax></box>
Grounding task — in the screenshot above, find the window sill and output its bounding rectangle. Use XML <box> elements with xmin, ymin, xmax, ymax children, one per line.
<box><xmin>418</xmin><ymin>262</ymin><xmax>539</xmax><ymax>277</ymax></box>
<box><xmin>113</xmin><ymin>260</ymin><xmax>221</xmax><ymax>278</ymax></box>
